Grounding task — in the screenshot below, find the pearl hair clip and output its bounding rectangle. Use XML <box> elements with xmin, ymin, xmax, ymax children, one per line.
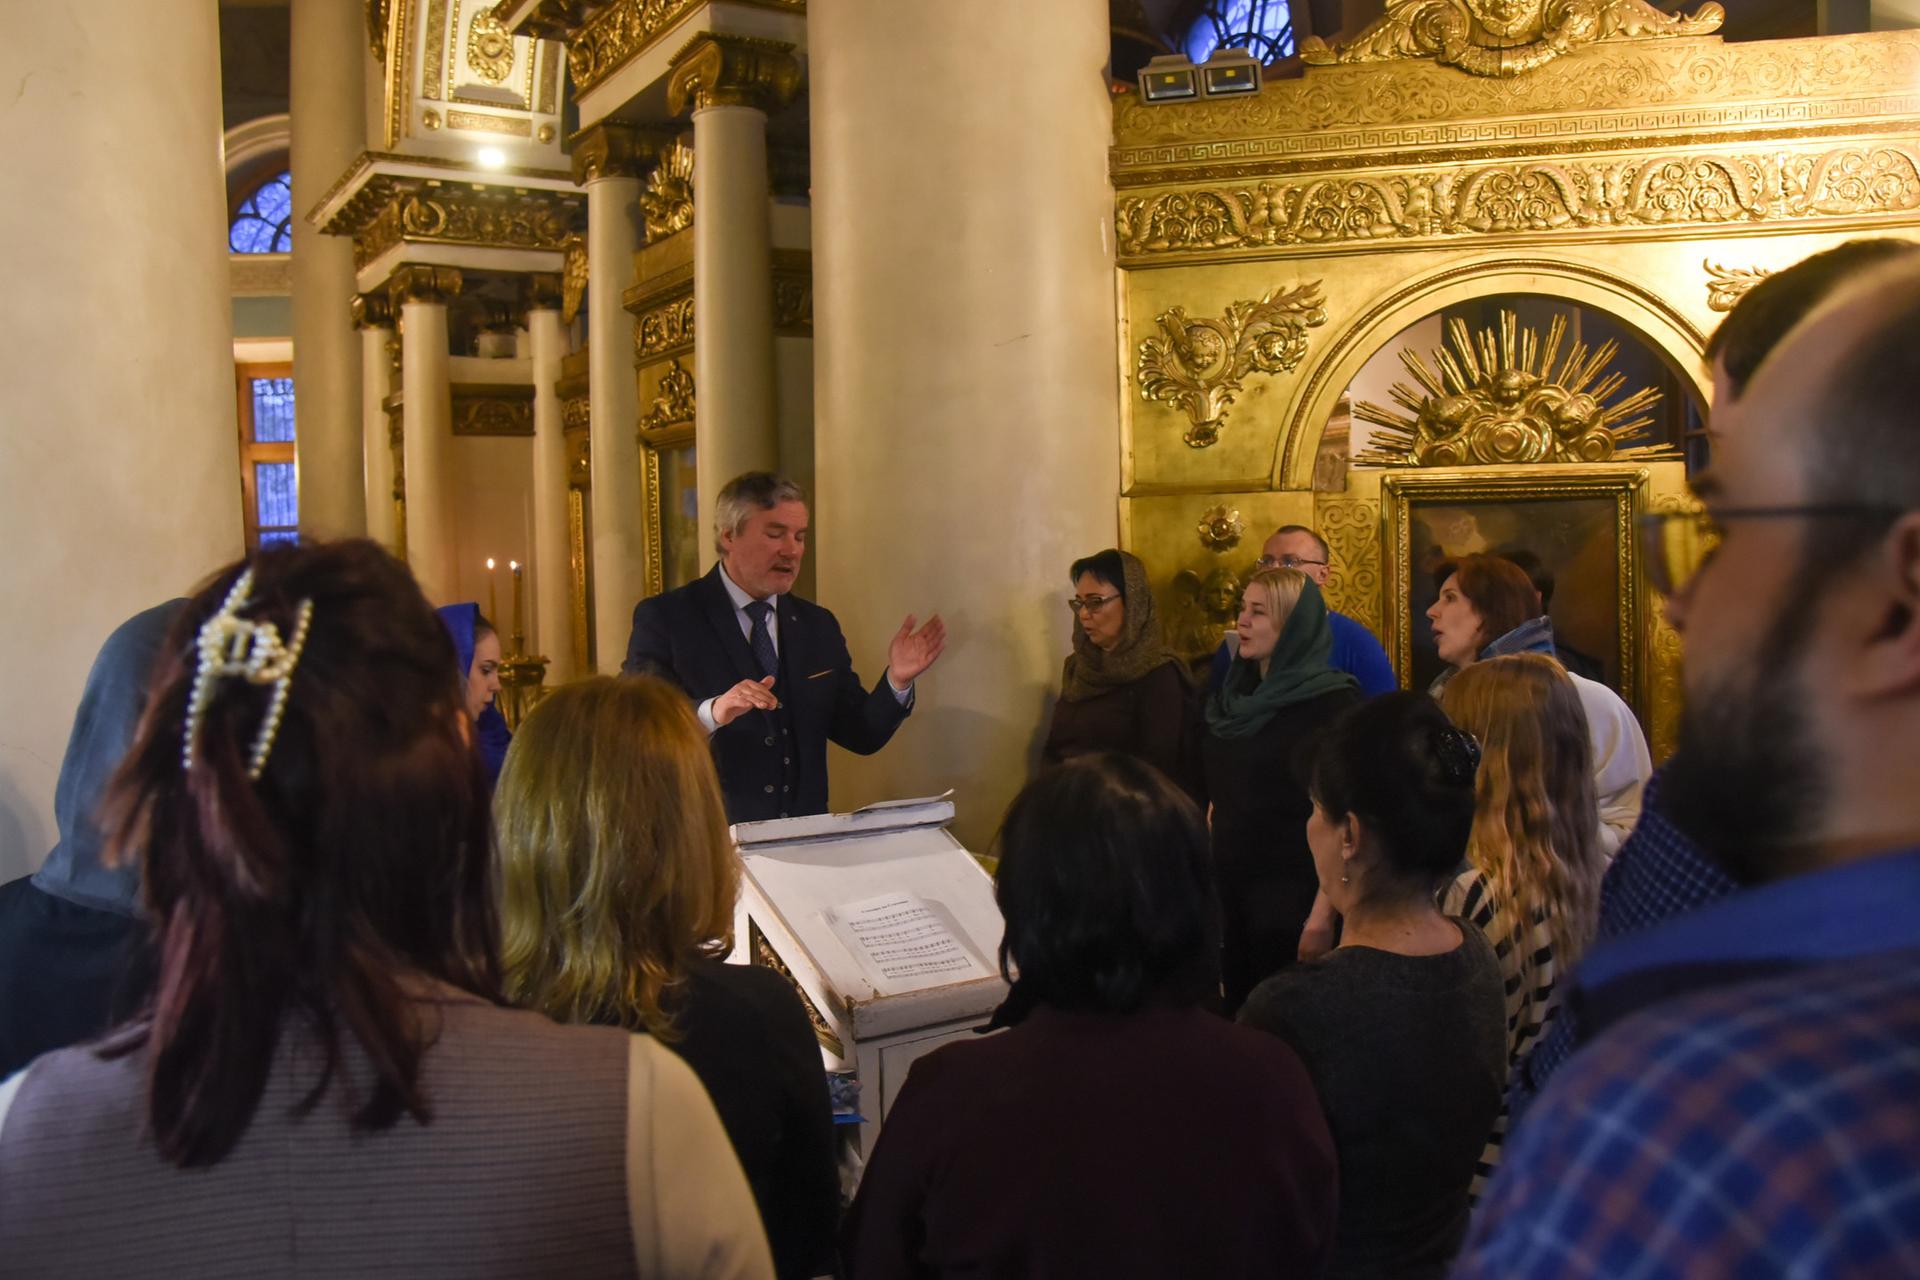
<box><xmin>180</xmin><ymin>569</ymin><xmax>315</xmax><ymax>780</ymax></box>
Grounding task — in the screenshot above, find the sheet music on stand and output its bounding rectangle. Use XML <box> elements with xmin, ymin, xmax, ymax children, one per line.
<box><xmin>826</xmin><ymin>890</ymin><xmax>992</xmax><ymax>997</ymax></box>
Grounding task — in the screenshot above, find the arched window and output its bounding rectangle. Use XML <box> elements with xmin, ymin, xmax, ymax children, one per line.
<box><xmin>230</xmin><ymin>170</ymin><xmax>293</xmax><ymax>254</ymax></box>
<box><xmin>1184</xmin><ymin>0</ymin><xmax>1295</xmax><ymax>64</ymax></box>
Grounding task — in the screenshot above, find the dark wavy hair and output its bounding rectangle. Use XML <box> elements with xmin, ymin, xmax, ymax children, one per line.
<box><xmin>1306</xmin><ymin>692</ymin><xmax>1478</xmax><ymax>885</ymax></box>
<box><xmin>99</xmin><ymin>539</ymin><xmax>502</xmax><ymax>1167</ymax></box>
<box><xmin>1436</xmin><ymin>553</ymin><xmax>1540</xmax><ymax>655</ymax></box>
<box><xmin>993</xmin><ymin>754</ymin><xmax>1216</xmax><ymax>1016</ymax></box>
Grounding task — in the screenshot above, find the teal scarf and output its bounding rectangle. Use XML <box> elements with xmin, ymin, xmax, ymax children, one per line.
<box><xmin>1205</xmin><ymin>579</ymin><xmax>1357</xmax><ymax>739</ymax></box>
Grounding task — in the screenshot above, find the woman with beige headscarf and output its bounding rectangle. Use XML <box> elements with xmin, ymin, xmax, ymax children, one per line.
<box><xmin>1043</xmin><ymin>549</ymin><xmax>1197</xmax><ymax>797</ymax></box>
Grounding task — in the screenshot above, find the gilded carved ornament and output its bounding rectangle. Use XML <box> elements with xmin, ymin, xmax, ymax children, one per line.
<box><xmin>1353</xmin><ymin>311</ymin><xmax>1661</xmax><ymax>466</ymax></box>
<box><xmin>388</xmin><ymin>265</ymin><xmax>465</xmax><ymax>307</ymax></box>
<box><xmin>1136</xmin><ymin>282</ymin><xmax>1327</xmax><ymax>449</ymax></box>
<box><xmin>1300</xmin><ymin>0</ymin><xmax>1722</xmax><ymax>78</ymax></box>
<box><xmin>1116</xmin><ymin>145</ymin><xmax>1920</xmax><ymax>259</ymax></box>
<box><xmin>467</xmin><ymin>6</ymin><xmax>517</xmax><ymax>83</ymax></box>
<box><xmin>666</xmin><ymin>34</ymin><xmax>802</xmax><ymax>116</ymax></box>
<box><xmin>1197</xmin><ymin>506</ymin><xmax>1247</xmax><ymax>552</ymax></box>
<box><xmin>642</xmin><ymin>359</ymin><xmax>696</xmax><ymax>431</ymax></box>
<box><xmin>367</xmin><ymin>0</ymin><xmax>392</xmax><ymax>60</ymax></box>
<box><xmin>350</xmin><ymin>292</ymin><xmax>394</xmax><ymax>329</ymax></box>
<box><xmin>523</xmin><ymin>272</ymin><xmax>564</xmax><ymax>315</ymax></box>
<box><xmin>635</xmin><ymin>293</ymin><xmax>696</xmax><ymax>362</ymax></box>
<box><xmin>453</xmin><ymin>387</ymin><xmax>536</xmax><ymax>436</ymax></box>
<box><xmin>568</xmin><ymin>120</ymin><xmax>670</xmax><ymax>183</ymax></box>
<box><xmin>355</xmin><ymin>183</ymin><xmax>579</xmax><ymax>269</ymax></box>
<box><xmin>561</xmin><ymin>235</ymin><xmax>588</xmax><ymax>324</ymax></box>
<box><xmin>641</xmin><ymin>143</ymin><xmax>695</xmax><ymax>242</ymax></box>
<box><xmin>567</xmin><ymin>0</ymin><xmax>804</xmax><ymax>98</ymax></box>
<box><xmin>1704</xmin><ymin>260</ymin><xmax>1769</xmax><ymax>312</ymax></box>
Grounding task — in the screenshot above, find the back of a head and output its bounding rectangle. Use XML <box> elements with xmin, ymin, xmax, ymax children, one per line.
<box><xmin>495</xmin><ymin>675</ymin><xmax>737</xmax><ymax>1037</ymax></box>
<box><xmin>994</xmin><ymin>755</ymin><xmax>1216</xmax><ymax>1016</ymax></box>
<box><xmin>101</xmin><ymin>539</ymin><xmax>498</xmax><ymax>1168</ymax></box>
<box><xmin>1307</xmin><ymin>692</ymin><xmax>1478</xmax><ymax>887</ymax></box>
<box><xmin>1441</xmin><ymin>654</ymin><xmax>1602</xmax><ymax>963</ymax></box>
<box><xmin>1441</xmin><ymin>554</ymin><xmax>1540</xmax><ymax>646</ymax></box>
<box><xmin>1706</xmin><ymin>239</ymin><xmax>1920</xmax><ymax>399</ymax></box>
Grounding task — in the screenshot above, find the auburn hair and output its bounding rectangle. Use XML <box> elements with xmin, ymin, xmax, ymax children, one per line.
<box><xmin>1436</xmin><ymin>553</ymin><xmax>1539</xmax><ymax>654</ymax></box>
<box><xmin>494</xmin><ymin>676</ymin><xmax>738</xmax><ymax>1038</ymax></box>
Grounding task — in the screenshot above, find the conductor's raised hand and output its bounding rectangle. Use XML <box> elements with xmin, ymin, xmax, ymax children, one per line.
<box><xmin>712</xmin><ymin>675</ymin><xmax>779</xmax><ymax>727</ymax></box>
<box><xmin>886</xmin><ymin>614</ymin><xmax>947</xmax><ymax>687</ymax></box>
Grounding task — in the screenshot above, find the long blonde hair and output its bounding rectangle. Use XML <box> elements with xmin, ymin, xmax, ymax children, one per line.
<box><xmin>494</xmin><ymin>675</ymin><xmax>738</xmax><ymax>1039</ymax></box>
<box><xmin>1441</xmin><ymin>654</ymin><xmax>1603</xmax><ymax>989</ymax></box>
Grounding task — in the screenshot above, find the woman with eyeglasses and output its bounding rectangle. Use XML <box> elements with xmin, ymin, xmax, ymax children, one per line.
<box><xmin>1042</xmin><ymin>549</ymin><xmax>1198</xmax><ymax>797</ymax></box>
<box><xmin>1425</xmin><ymin>553</ymin><xmax>1650</xmax><ymax>855</ymax></box>
<box><xmin>1200</xmin><ymin>567</ymin><xmax>1360</xmax><ymax>1012</ymax></box>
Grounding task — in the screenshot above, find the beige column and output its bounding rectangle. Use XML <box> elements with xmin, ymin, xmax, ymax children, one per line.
<box><xmin>392</xmin><ymin>267</ymin><xmax>462</xmax><ymax>605</ymax></box>
<box><xmin>353</xmin><ymin>293</ymin><xmax>398</xmax><ymax>553</ymax></box>
<box><xmin>668</xmin><ymin>37</ymin><xmax>801</xmax><ymax>572</ymax></box>
<box><xmin>0</xmin><ymin>3</ymin><xmax>241</xmax><ymax>876</ymax></box>
<box><xmin>572</xmin><ymin>124</ymin><xmax>653</xmax><ymax>670</ymax></box>
<box><xmin>810</xmin><ymin>0</ymin><xmax>1121</xmax><ymax>845</ymax></box>
<box><xmin>290</xmin><ymin>0</ymin><xmax>369</xmax><ymax>539</ymax></box>
<box><xmin>525</xmin><ymin>276</ymin><xmax>574</xmax><ymax>682</ymax></box>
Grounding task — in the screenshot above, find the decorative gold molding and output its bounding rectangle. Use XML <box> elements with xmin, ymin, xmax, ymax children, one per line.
<box><xmin>383</xmin><ymin>0</ymin><xmax>417</xmax><ymax>148</ymax></box>
<box><xmin>388</xmin><ymin>264</ymin><xmax>465</xmax><ymax>306</ymax></box>
<box><xmin>641</xmin><ymin>142</ymin><xmax>695</xmax><ymax>241</ymax></box>
<box><xmin>1705</xmin><ymin>259</ymin><xmax>1770</xmax><ymax>311</ymax></box>
<box><xmin>666</xmin><ymin>34</ymin><xmax>802</xmax><ymax>116</ymax></box>
<box><xmin>568</xmin><ymin>120</ymin><xmax>672</xmax><ymax>183</ymax></box>
<box><xmin>1196</xmin><ymin>505</ymin><xmax>1246</xmax><ymax>551</ymax></box>
<box><xmin>447</xmin><ymin>109</ymin><xmax>533</xmax><ymax>136</ymax></box>
<box><xmin>560</xmin><ymin>235</ymin><xmax>588</xmax><ymax>323</ymax></box>
<box><xmin>635</xmin><ymin>292</ymin><xmax>695</xmax><ymax>362</ymax></box>
<box><xmin>500</xmin><ymin>0</ymin><xmax>603</xmax><ymax>41</ymax></box>
<box><xmin>641</xmin><ymin>359</ymin><xmax>695</xmax><ymax>431</ymax></box>
<box><xmin>1317</xmin><ymin>498</ymin><xmax>1383</xmax><ymax>635</ymax></box>
<box><xmin>523</xmin><ymin>272</ymin><xmax>564</xmax><ymax>315</ymax></box>
<box><xmin>351</xmin><ymin>291</ymin><xmax>395</xmax><ymax>328</ymax></box>
<box><xmin>333</xmin><ymin>178</ymin><xmax>580</xmax><ymax>270</ymax></box>
<box><xmin>1301</xmin><ymin>0</ymin><xmax>1722</xmax><ymax>79</ymax></box>
<box><xmin>367</xmin><ymin>0</ymin><xmax>392</xmax><ymax>60</ymax></box>
<box><xmin>466</xmin><ymin>5</ymin><xmax>516</xmax><ymax>83</ymax></box>
<box><xmin>309</xmin><ymin>151</ymin><xmax>574</xmax><ymax>226</ymax></box>
<box><xmin>1136</xmin><ymin>283</ymin><xmax>1327</xmax><ymax>448</ymax></box>
<box><xmin>423</xmin><ymin>0</ymin><xmax>452</xmax><ymax>99</ymax></box>
<box><xmin>452</xmin><ymin>384</ymin><xmax>536</xmax><ymax>435</ymax></box>
<box><xmin>567</xmin><ymin>0</ymin><xmax>805</xmax><ymax>99</ymax></box>
<box><xmin>1354</xmin><ymin>311</ymin><xmax>1663</xmax><ymax>466</ymax></box>
<box><xmin>1116</xmin><ymin>144</ymin><xmax>1920</xmax><ymax>261</ymax></box>
<box><xmin>567</xmin><ymin>485</ymin><xmax>593</xmax><ymax>673</ymax></box>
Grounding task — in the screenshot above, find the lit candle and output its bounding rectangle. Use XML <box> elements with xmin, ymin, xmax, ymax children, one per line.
<box><xmin>485</xmin><ymin>558</ymin><xmax>499</xmax><ymax>625</ymax></box>
<box><xmin>510</xmin><ymin>560</ymin><xmax>525</xmax><ymax>652</ymax></box>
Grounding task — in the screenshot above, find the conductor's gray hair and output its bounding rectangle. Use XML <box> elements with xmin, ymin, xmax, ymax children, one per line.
<box><xmin>714</xmin><ymin>471</ymin><xmax>808</xmax><ymax>556</ymax></box>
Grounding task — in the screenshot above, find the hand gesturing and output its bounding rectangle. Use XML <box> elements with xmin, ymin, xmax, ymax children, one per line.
<box><xmin>886</xmin><ymin>614</ymin><xmax>947</xmax><ymax>687</ymax></box>
<box><xmin>712</xmin><ymin>676</ymin><xmax>778</xmax><ymax>727</ymax></box>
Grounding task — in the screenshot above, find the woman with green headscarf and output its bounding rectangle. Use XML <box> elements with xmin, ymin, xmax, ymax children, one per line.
<box><xmin>1201</xmin><ymin>568</ymin><xmax>1360</xmax><ymax>1013</ymax></box>
<box><xmin>1043</xmin><ymin>549</ymin><xmax>1197</xmax><ymax>798</ymax></box>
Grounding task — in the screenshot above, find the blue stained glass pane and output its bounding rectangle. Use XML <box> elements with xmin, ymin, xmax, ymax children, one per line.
<box><xmin>1186</xmin><ymin>0</ymin><xmax>1294</xmax><ymax>64</ymax></box>
<box><xmin>258</xmin><ymin>530</ymin><xmax>301</xmax><ymax>548</ymax></box>
<box><xmin>256</xmin><ymin>461</ymin><xmax>298</xmax><ymax>529</ymax></box>
<box><xmin>251</xmin><ymin>377</ymin><xmax>296</xmax><ymax>443</ymax></box>
<box><xmin>229</xmin><ymin>171</ymin><xmax>294</xmax><ymax>255</ymax></box>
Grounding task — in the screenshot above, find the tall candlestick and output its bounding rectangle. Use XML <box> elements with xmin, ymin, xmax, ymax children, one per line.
<box><xmin>486</xmin><ymin>558</ymin><xmax>499</xmax><ymax>625</ymax></box>
<box><xmin>510</xmin><ymin>560</ymin><xmax>525</xmax><ymax>652</ymax></box>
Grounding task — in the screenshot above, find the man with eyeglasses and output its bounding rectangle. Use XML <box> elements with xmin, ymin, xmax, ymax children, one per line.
<box><xmin>1207</xmin><ymin>525</ymin><xmax>1396</xmax><ymax>697</ymax></box>
<box><xmin>1458</xmin><ymin>252</ymin><xmax>1920</xmax><ymax>1275</ymax></box>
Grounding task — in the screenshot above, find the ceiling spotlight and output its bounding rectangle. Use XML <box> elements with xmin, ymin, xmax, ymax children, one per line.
<box><xmin>476</xmin><ymin>146</ymin><xmax>508</xmax><ymax>170</ymax></box>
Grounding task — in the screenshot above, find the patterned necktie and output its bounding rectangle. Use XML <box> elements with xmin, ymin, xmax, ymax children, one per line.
<box><xmin>743</xmin><ymin>600</ymin><xmax>778</xmax><ymax>679</ymax></box>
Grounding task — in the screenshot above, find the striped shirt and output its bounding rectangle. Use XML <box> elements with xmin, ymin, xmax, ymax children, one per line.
<box><xmin>1441</xmin><ymin>867</ymin><xmax>1560</xmax><ymax>1197</ymax></box>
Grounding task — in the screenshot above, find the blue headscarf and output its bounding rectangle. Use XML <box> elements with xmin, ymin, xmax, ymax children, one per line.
<box><xmin>32</xmin><ymin>600</ymin><xmax>186</xmax><ymax>916</ymax></box>
<box><xmin>436</xmin><ymin>603</ymin><xmax>512</xmax><ymax>790</ymax></box>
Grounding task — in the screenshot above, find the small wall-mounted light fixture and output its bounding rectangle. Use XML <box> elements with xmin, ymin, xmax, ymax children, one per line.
<box><xmin>476</xmin><ymin>146</ymin><xmax>508</xmax><ymax>170</ymax></box>
<box><xmin>1138</xmin><ymin>54</ymin><xmax>1199</xmax><ymax>103</ymax></box>
<box><xmin>1200</xmin><ymin>47</ymin><xmax>1262</xmax><ymax>96</ymax></box>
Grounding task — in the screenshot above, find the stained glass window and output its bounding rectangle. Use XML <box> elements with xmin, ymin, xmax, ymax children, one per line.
<box><xmin>256</xmin><ymin>462</ymin><xmax>298</xmax><ymax>529</ymax></box>
<box><xmin>230</xmin><ymin>170</ymin><xmax>293</xmax><ymax>255</ymax></box>
<box><xmin>1185</xmin><ymin>0</ymin><xmax>1295</xmax><ymax>64</ymax></box>
<box><xmin>250</xmin><ymin>377</ymin><xmax>296</xmax><ymax>443</ymax></box>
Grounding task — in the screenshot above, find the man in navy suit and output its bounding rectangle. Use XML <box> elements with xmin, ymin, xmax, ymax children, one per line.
<box><xmin>623</xmin><ymin>471</ymin><xmax>946</xmax><ymax>823</ymax></box>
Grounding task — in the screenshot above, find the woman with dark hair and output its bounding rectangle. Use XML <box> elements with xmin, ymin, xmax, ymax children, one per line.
<box><xmin>436</xmin><ymin>602</ymin><xmax>513</xmax><ymax>789</ymax></box>
<box><xmin>842</xmin><ymin>754</ymin><xmax>1337</xmax><ymax>1279</ymax></box>
<box><xmin>496</xmin><ymin>675</ymin><xmax>838</xmax><ymax>1280</ymax></box>
<box><xmin>1239</xmin><ymin>693</ymin><xmax>1507</xmax><ymax>1280</ymax></box>
<box><xmin>1042</xmin><ymin>548</ymin><xmax>1195</xmax><ymax>793</ymax></box>
<box><xmin>1200</xmin><ymin>567</ymin><xmax>1360</xmax><ymax>1011</ymax></box>
<box><xmin>0</xmin><ymin>542</ymin><xmax>771</xmax><ymax>1279</ymax></box>
<box><xmin>1425</xmin><ymin>552</ymin><xmax>1650</xmax><ymax>853</ymax></box>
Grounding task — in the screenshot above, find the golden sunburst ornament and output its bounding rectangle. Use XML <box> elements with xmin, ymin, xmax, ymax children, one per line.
<box><xmin>1353</xmin><ymin>311</ymin><xmax>1662</xmax><ymax>467</ymax></box>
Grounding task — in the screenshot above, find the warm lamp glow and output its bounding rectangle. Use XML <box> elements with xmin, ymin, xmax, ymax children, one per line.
<box><xmin>477</xmin><ymin>146</ymin><xmax>507</xmax><ymax>170</ymax></box>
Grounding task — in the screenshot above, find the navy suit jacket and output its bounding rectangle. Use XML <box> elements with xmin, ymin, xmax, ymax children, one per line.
<box><xmin>623</xmin><ymin>566</ymin><xmax>911</xmax><ymax>823</ymax></box>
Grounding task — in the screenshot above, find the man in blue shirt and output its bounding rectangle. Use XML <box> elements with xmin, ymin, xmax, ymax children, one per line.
<box><xmin>1457</xmin><ymin>255</ymin><xmax>1920</xmax><ymax>1277</ymax></box>
<box><xmin>1208</xmin><ymin>524</ymin><xmax>1396</xmax><ymax>697</ymax></box>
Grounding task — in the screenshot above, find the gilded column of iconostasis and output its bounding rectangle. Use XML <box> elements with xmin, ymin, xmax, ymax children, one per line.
<box><xmin>1114</xmin><ymin>5</ymin><xmax>1920</xmax><ymax>755</ymax></box>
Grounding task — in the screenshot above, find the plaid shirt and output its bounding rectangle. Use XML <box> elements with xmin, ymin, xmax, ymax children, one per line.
<box><xmin>1458</xmin><ymin>847</ymin><xmax>1920</xmax><ymax>1278</ymax></box>
<box><xmin>1509</xmin><ymin>770</ymin><xmax>1737</xmax><ymax>1119</ymax></box>
<box><xmin>1456</xmin><ymin>948</ymin><xmax>1920</xmax><ymax>1278</ymax></box>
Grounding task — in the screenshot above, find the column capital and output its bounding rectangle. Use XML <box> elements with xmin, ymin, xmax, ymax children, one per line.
<box><xmin>387</xmin><ymin>265</ymin><xmax>464</xmax><ymax>308</ymax></box>
<box><xmin>350</xmin><ymin>291</ymin><xmax>394</xmax><ymax>329</ymax></box>
<box><xmin>666</xmin><ymin>35</ymin><xmax>802</xmax><ymax>117</ymax></box>
<box><xmin>568</xmin><ymin>120</ymin><xmax>674</xmax><ymax>184</ymax></box>
<box><xmin>523</xmin><ymin>272</ymin><xmax>565</xmax><ymax>314</ymax></box>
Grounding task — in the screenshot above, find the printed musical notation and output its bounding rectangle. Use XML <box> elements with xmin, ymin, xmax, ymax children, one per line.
<box><xmin>828</xmin><ymin>890</ymin><xmax>991</xmax><ymax>996</ymax></box>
